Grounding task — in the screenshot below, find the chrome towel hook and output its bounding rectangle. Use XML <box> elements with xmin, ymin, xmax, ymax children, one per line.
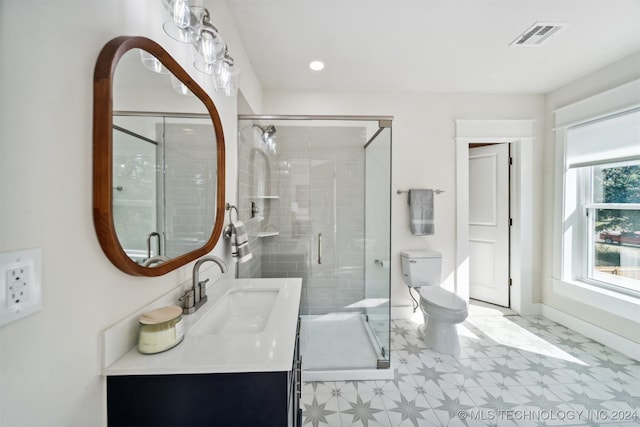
<box><xmin>225</xmin><ymin>202</ymin><xmax>239</xmax><ymax>222</ymax></box>
<box><xmin>223</xmin><ymin>203</ymin><xmax>239</xmax><ymax>240</ymax></box>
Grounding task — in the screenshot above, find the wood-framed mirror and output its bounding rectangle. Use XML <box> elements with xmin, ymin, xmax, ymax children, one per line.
<box><xmin>93</xmin><ymin>36</ymin><xmax>225</xmax><ymax>276</ymax></box>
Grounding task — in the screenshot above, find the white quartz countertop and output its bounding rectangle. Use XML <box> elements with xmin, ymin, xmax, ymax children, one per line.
<box><xmin>104</xmin><ymin>278</ymin><xmax>302</xmax><ymax>376</ymax></box>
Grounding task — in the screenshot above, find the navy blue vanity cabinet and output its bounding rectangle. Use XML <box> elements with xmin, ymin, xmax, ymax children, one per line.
<box><xmin>107</xmin><ymin>317</ymin><xmax>302</xmax><ymax>427</ymax></box>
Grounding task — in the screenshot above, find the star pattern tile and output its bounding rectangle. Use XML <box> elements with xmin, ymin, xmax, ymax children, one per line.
<box><xmin>414</xmin><ymin>363</ymin><xmax>450</xmax><ymax>388</ymax></box>
<box><xmin>387</xmin><ymin>394</ymin><xmax>431</xmax><ymax>427</ymax></box>
<box><xmin>302</xmin><ymin>312</ymin><xmax>640</xmax><ymax>426</ymax></box>
<box><xmin>303</xmin><ymin>396</ymin><xmax>339</xmax><ymax>427</ymax></box>
<box><xmin>341</xmin><ymin>395</ymin><xmax>385</xmax><ymax>427</ymax></box>
<box><xmin>402</xmin><ymin>342</ymin><xmax>426</xmax><ymax>357</ymax></box>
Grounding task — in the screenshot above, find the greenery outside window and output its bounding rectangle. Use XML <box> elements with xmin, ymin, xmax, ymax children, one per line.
<box><xmin>584</xmin><ymin>161</ymin><xmax>640</xmax><ymax>293</ymax></box>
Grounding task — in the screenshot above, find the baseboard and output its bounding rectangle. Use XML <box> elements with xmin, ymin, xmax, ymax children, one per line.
<box><xmin>303</xmin><ymin>368</ymin><xmax>394</xmax><ymax>382</ymax></box>
<box><xmin>519</xmin><ymin>302</ymin><xmax>542</xmax><ymax>316</ymax></box>
<box><xmin>540</xmin><ymin>304</ymin><xmax>639</xmax><ymax>362</ymax></box>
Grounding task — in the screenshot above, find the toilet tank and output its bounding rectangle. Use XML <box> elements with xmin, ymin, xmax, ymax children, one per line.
<box><xmin>400</xmin><ymin>250</ymin><xmax>442</xmax><ymax>287</ymax></box>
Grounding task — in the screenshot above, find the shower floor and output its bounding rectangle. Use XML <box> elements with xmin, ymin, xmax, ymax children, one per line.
<box><xmin>300</xmin><ymin>312</ymin><xmax>380</xmax><ymax>371</ymax></box>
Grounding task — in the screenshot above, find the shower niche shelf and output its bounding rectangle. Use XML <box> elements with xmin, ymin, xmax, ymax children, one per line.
<box><xmin>256</xmin><ymin>231</ymin><xmax>279</xmax><ymax>238</ymax></box>
<box><xmin>255</xmin><ymin>195</ymin><xmax>279</xmax><ymax>199</ymax></box>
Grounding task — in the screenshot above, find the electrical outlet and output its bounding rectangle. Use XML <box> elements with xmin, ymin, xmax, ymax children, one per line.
<box><xmin>6</xmin><ymin>266</ymin><xmax>30</xmax><ymax>306</ymax></box>
<box><xmin>1</xmin><ymin>248</ymin><xmax>42</xmax><ymax>326</ymax></box>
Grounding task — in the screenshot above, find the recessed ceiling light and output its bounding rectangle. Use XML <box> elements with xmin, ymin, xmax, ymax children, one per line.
<box><xmin>309</xmin><ymin>60</ymin><xmax>325</xmax><ymax>71</ymax></box>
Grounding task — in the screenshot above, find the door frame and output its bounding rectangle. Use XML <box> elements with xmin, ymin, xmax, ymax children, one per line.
<box><xmin>455</xmin><ymin>120</ymin><xmax>537</xmax><ymax>315</ymax></box>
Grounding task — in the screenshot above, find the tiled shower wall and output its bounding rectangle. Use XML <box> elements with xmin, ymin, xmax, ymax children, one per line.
<box><xmin>111</xmin><ymin>118</ymin><xmax>217</xmax><ymax>261</ymax></box>
<box><xmin>236</xmin><ymin>124</ymin><xmax>270</xmax><ymax>279</ymax></box>
<box><xmin>237</xmin><ymin>122</ymin><xmax>368</xmax><ymax>315</ymax></box>
<box><xmin>162</xmin><ymin>121</ymin><xmax>217</xmax><ymax>258</ymax></box>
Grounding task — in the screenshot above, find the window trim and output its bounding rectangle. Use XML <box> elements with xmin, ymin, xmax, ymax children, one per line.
<box><xmin>551</xmin><ymin>277</ymin><xmax>640</xmax><ymax>322</ymax></box>
<box><xmin>551</xmin><ymin>80</ymin><xmax>640</xmax><ymax>319</ymax></box>
<box><xmin>562</xmin><ymin>123</ymin><xmax>640</xmax><ymax>297</ymax></box>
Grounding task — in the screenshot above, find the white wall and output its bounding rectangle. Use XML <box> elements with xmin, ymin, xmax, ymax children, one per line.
<box><xmin>0</xmin><ymin>1</ymin><xmax>256</xmax><ymax>425</ymax></box>
<box><xmin>263</xmin><ymin>91</ymin><xmax>545</xmax><ymax>309</ymax></box>
<box><xmin>541</xmin><ymin>53</ymin><xmax>640</xmax><ymax>343</ymax></box>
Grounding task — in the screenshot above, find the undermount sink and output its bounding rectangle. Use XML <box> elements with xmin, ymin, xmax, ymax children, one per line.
<box><xmin>190</xmin><ymin>288</ymin><xmax>280</xmax><ymax>335</ymax></box>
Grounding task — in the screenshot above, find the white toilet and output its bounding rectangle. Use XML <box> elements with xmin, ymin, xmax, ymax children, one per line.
<box><xmin>400</xmin><ymin>250</ymin><xmax>468</xmax><ymax>357</ymax></box>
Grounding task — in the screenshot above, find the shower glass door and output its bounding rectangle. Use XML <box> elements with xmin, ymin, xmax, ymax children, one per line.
<box><xmin>237</xmin><ymin>117</ymin><xmax>391</xmax><ymax>377</ymax></box>
<box><xmin>364</xmin><ymin>126</ymin><xmax>391</xmax><ymax>366</ymax></box>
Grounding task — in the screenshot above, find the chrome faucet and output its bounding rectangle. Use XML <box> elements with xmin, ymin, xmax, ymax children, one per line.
<box><xmin>180</xmin><ymin>256</ymin><xmax>228</xmax><ymax>314</ymax></box>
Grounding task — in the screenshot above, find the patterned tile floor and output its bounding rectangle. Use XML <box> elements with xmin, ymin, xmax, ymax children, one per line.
<box><xmin>301</xmin><ymin>312</ymin><xmax>640</xmax><ymax>427</ymax></box>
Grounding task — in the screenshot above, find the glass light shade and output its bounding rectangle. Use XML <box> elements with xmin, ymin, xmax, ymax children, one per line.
<box><xmin>198</xmin><ymin>26</ymin><xmax>225</xmax><ymax>65</ymax></box>
<box><xmin>217</xmin><ymin>66</ymin><xmax>240</xmax><ymax>96</ymax></box>
<box><xmin>139</xmin><ymin>50</ymin><xmax>169</xmax><ymax>74</ymax></box>
<box><xmin>162</xmin><ymin>0</ymin><xmax>196</xmax><ymax>43</ymax></box>
<box><xmin>162</xmin><ymin>21</ymin><xmax>198</xmax><ymax>44</ymax></box>
<box><xmin>194</xmin><ymin>58</ymin><xmax>222</xmax><ymax>75</ymax></box>
<box><xmin>170</xmin><ymin>75</ymin><xmax>191</xmax><ymax>96</ymax></box>
<box><xmin>172</xmin><ymin>0</ymin><xmax>190</xmax><ymax>29</ymax></box>
<box><xmin>215</xmin><ymin>61</ymin><xmax>231</xmax><ymax>87</ymax></box>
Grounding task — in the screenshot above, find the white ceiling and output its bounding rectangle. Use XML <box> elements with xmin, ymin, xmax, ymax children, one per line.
<box><xmin>221</xmin><ymin>0</ymin><xmax>640</xmax><ymax>94</ymax></box>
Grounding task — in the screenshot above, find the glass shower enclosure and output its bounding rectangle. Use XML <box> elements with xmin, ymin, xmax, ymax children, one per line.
<box><xmin>237</xmin><ymin>116</ymin><xmax>392</xmax><ymax>380</ymax></box>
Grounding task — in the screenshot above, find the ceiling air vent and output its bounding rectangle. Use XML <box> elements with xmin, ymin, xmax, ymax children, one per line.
<box><xmin>510</xmin><ymin>22</ymin><xmax>567</xmax><ymax>46</ymax></box>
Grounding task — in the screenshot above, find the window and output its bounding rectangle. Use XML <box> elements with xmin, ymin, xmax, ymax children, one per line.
<box><xmin>562</xmin><ymin>109</ymin><xmax>640</xmax><ymax>295</ymax></box>
<box><xmin>584</xmin><ymin>161</ymin><xmax>640</xmax><ymax>292</ymax></box>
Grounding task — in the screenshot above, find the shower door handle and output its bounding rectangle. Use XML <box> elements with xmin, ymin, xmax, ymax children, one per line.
<box><xmin>317</xmin><ymin>233</ymin><xmax>322</xmax><ymax>264</ymax></box>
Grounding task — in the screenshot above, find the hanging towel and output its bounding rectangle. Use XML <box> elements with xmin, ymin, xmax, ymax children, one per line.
<box><xmin>408</xmin><ymin>189</ymin><xmax>434</xmax><ymax>236</ymax></box>
<box><xmin>230</xmin><ymin>220</ymin><xmax>253</xmax><ymax>263</ymax></box>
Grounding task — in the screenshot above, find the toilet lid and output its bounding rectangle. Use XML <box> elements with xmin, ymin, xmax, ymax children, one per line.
<box><xmin>419</xmin><ymin>287</ymin><xmax>467</xmax><ymax>311</ymax></box>
<box><xmin>401</xmin><ymin>250</ymin><xmax>441</xmax><ymax>259</ymax></box>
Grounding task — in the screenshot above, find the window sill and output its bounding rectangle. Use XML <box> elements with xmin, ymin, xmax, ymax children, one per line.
<box><xmin>552</xmin><ymin>278</ymin><xmax>640</xmax><ymax>322</ymax></box>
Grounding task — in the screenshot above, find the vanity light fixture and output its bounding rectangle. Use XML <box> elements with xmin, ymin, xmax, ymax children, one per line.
<box><xmin>158</xmin><ymin>0</ymin><xmax>239</xmax><ymax>95</ymax></box>
<box><xmin>309</xmin><ymin>60</ymin><xmax>325</xmax><ymax>71</ymax></box>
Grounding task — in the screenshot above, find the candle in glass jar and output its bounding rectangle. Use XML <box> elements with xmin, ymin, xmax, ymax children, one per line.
<box><xmin>137</xmin><ymin>305</ymin><xmax>184</xmax><ymax>354</ymax></box>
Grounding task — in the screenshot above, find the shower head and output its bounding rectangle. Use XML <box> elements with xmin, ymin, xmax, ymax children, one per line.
<box><xmin>263</xmin><ymin>124</ymin><xmax>276</xmax><ymax>139</ymax></box>
<box><xmin>253</xmin><ymin>124</ymin><xmax>277</xmax><ymax>146</ymax></box>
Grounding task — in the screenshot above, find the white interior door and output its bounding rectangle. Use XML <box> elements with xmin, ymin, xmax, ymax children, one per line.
<box><xmin>468</xmin><ymin>144</ymin><xmax>510</xmax><ymax>307</ymax></box>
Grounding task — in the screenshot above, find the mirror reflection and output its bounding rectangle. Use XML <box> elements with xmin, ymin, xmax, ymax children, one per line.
<box><xmin>112</xmin><ymin>48</ymin><xmax>218</xmax><ymax>266</ymax></box>
<box><xmin>112</xmin><ymin>113</ymin><xmax>217</xmax><ymax>264</ymax></box>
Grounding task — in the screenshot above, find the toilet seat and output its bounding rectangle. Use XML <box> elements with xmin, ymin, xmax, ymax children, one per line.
<box><xmin>419</xmin><ymin>287</ymin><xmax>467</xmax><ymax>311</ymax></box>
<box><xmin>419</xmin><ymin>287</ymin><xmax>468</xmax><ymax>323</ymax></box>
